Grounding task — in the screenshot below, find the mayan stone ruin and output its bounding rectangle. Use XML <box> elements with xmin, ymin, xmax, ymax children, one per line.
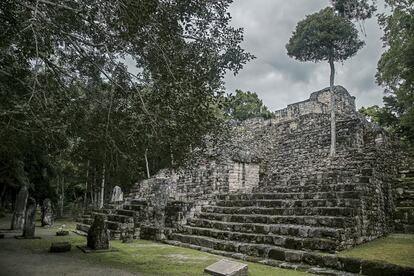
<box><xmin>76</xmin><ymin>86</ymin><xmax>414</xmax><ymax>273</ymax></box>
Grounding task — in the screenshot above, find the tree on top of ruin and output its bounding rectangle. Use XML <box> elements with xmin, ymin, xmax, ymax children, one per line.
<box><xmin>286</xmin><ymin>7</ymin><xmax>364</xmax><ymax>157</ymax></box>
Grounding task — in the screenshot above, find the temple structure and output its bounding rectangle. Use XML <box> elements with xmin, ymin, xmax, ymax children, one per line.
<box><xmin>76</xmin><ymin>86</ymin><xmax>413</xmax><ymax>274</ymax></box>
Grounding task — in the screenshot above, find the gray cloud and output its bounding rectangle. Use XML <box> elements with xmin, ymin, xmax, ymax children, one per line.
<box><xmin>224</xmin><ymin>0</ymin><xmax>386</xmax><ymax>111</ymax></box>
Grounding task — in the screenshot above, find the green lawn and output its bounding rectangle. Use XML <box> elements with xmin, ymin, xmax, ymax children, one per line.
<box><xmin>6</xmin><ymin>217</ymin><xmax>310</xmax><ymax>276</ymax></box>
<box><xmin>338</xmin><ymin>234</ymin><xmax>414</xmax><ymax>267</ymax></box>
<box><xmin>6</xmin><ymin>215</ymin><xmax>414</xmax><ymax>274</ymax></box>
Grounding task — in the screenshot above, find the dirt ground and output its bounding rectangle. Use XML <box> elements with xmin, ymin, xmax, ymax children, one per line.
<box><xmin>0</xmin><ymin>215</ymin><xmax>137</xmax><ymax>276</ymax></box>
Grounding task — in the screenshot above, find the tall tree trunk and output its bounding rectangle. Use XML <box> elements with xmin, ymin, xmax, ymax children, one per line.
<box><xmin>329</xmin><ymin>57</ymin><xmax>336</xmax><ymax>157</ymax></box>
<box><xmin>60</xmin><ymin>176</ymin><xmax>65</xmax><ymax>217</ymax></box>
<box><xmin>145</xmin><ymin>148</ymin><xmax>150</xmax><ymax>178</ymax></box>
<box><xmin>84</xmin><ymin>160</ymin><xmax>90</xmax><ymax>209</ymax></box>
<box><xmin>99</xmin><ymin>164</ymin><xmax>105</xmax><ymax>209</ymax></box>
<box><xmin>0</xmin><ymin>185</ymin><xmax>7</xmax><ymax>207</ymax></box>
<box><xmin>91</xmin><ymin>167</ymin><xmax>95</xmax><ymax>207</ymax></box>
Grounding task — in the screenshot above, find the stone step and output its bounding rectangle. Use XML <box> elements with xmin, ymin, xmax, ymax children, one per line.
<box><xmin>197</xmin><ymin>213</ymin><xmax>357</xmax><ymax>228</ymax></box>
<box><xmin>116</xmin><ymin>209</ymin><xmax>136</xmax><ymax>217</ymax></box>
<box><xmin>75</xmin><ymin>222</ymin><xmax>123</xmax><ymax>240</ymax></box>
<box><xmin>77</xmin><ymin>217</ymin><xmax>93</xmax><ymax>225</ymax></box>
<box><xmin>256</xmin><ymin>183</ymin><xmax>364</xmax><ymax>194</ymax></box>
<box><xmin>106</xmin><ymin>220</ymin><xmax>133</xmax><ymax>231</ymax></box>
<box><xmin>107</xmin><ymin>214</ymin><xmax>134</xmax><ymax>223</ymax></box>
<box><xmin>123</xmin><ymin>204</ymin><xmax>146</xmax><ymax>211</ymax></box>
<box><xmin>76</xmin><ymin>223</ymin><xmax>90</xmax><ymax>233</ymax></box>
<box><xmin>202</xmin><ymin>206</ymin><xmax>356</xmax><ymax>217</ymax></box>
<box><xmin>216</xmin><ymin>191</ymin><xmax>360</xmax><ymax>201</ymax></box>
<box><xmin>130</xmin><ymin>199</ymin><xmax>148</xmax><ymax>206</ymax></box>
<box><xmin>178</xmin><ymin>225</ymin><xmax>338</xmax><ymax>252</ymax></box>
<box><xmin>163</xmin><ymin>239</ymin><xmax>359</xmax><ymax>276</ymax></box>
<box><xmin>215</xmin><ymin>198</ymin><xmax>360</xmax><ymax>208</ymax></box>
<box><xmin>169</xmin><ymin>232</ymin><xmax>342</xmax><ymax>266</ymax></box>
<box><xmin>187</xmin><ymin>219</ymin><xmax>349</xmax><ymax>240</ymax></box>
<box><xmin>91</xmin><ymin>209</ymin><xmax>115</xmax><ymax>215</ymax></box>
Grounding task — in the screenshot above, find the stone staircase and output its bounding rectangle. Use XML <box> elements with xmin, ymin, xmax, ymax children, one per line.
<box><xmin>161</xmin><ymin>190</ymin><xmax>365</xmax><ymax>275</ymax></box>
<box><xmin>75</xmin><ymin>198</ymin><xmax>148</xmax><ymax>239</ymax></box>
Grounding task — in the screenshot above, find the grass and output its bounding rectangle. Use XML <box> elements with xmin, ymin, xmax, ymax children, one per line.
<box><xmin>338</xmin><ymin>234</ymin><xmax>414</xmax><ymax>267</ymax></box>
<box><xmin>10</xmin><ymin>217</ymin><xmax>310</xmax><ymax>276</ymax></box>
<box><xmin>6</xmin><ymin>214</ymin><xmax>414</xmax><ymax>274</ymax></box>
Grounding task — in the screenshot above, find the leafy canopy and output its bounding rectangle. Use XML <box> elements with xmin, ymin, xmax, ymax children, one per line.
<box><xmin>286</xmin><ymin>7</ymin><xmax>365</xmax><ymax>63</ymax></box>
<box><xmin>0</xmin><ymin>0</ymin><xmax>253</xmax><ymax>202</ymax></box>
<box><xmin>224</xmin><ymin>90</ymin><xmax>272</xmax><ymax>121</ymax></box>
<box><xmin>331</xmin><ymin>0</ymin><xmax>377</xmax><ymax>21</ymax></box>
<box><xmin>375</xmin><ymin>0</ymin><xmax>414</xmax><ymax>144</ymax></box>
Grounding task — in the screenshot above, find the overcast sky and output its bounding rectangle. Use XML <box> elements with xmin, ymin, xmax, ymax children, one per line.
<box><xmin>224</xmin><ymin>0</ymin><xmax>386</xmax><ymax>111</ymax></box>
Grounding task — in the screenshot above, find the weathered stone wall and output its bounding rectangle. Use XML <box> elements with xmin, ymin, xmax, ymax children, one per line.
<box><xmin>129</xmin><ymin>86</ymin><xmax>399</xmax><ymax>248</ymax></box>
<box><xmin>393</xmin><ymin>153</ymin><xmax>414</xmax><ymax>233</ymax></box>
<box><xmin>273</xmin><ymin>86</ymin><xmax>355</xmax><ymax>124</ymax></box>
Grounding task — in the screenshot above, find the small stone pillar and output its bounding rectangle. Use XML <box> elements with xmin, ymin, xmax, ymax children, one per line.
<box><xmin>22</xmin><ymin>197</ymin><xmax>36</xmax><ymax>238</ymax></box>
<box><xmin>41</xmin><ymin>198</ymin><xmax>53</xmax><ymax>227</ymax></box>
<box><xmin>110</xmin><ymin>186</ymin><xmax>123</xmax><ymax>203</ymax></box>
<box><xmin>11</xmin><ymin>186</ymin><xmax>29</xmax><ymax>230</ymax></box>
<box><xmin>87</xmin><ymin>214</ymin><xmax>109</xmax><ymax>250</ymax></box>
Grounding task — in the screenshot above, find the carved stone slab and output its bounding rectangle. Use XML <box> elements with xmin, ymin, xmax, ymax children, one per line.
<box><xmin>204</xmin><ymin>259</ymin><xmax>248</xmax><ymax>276</ymax></box>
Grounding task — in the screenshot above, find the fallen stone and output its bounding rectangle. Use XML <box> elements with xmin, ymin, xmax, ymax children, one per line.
<box><xmin>205</xmin><ymin>259</ymin><xmax>248</xmax><ymax>276</ymax></box>
<box><xmin>50</xmin><ymin>242</ymin><xmax>71</xmax><ymax>253</ymax></box>
<box><xmin>56</xmin><ymin>230</ymin><xmax>69</xmax><ymax>236</ymax></box>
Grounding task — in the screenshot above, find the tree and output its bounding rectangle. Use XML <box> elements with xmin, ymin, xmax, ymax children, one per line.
<box><xmin>331</xmin><ymin>0</ymin><xmax>377</xmax><ymax>21</ymax></box>
<box><xmin>0</xmin><ymin>1</ymin><xmax>253</xmax><ymax>210</ymax></box>
<box><xmin>286</xmin><ymin>7</ymin><xmax>364</xmax><ymax>156</ymax></box>
<box><xmin>376</xmin><ymin>0</ymin><xmax>414</xmax><ymax>145</ymax></box>
<box><xmin>224</xmin><ymin>90</ymin><xmax>272</xmax><ymax>121</ymax></box>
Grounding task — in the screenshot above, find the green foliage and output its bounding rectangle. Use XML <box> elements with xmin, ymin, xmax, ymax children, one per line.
<box><xmin>376</xmin><ymin>0</ymin><xmax>414</xmax><ymax>144</ymax></box>
<box><xmin>0</xmin><ymin>1</ymin><xmax>253</xmax><ymax>205</ymax></box>
<box><xmin>224</xmin><ymin>90</ymin><xmax>273</xmax><ymax>121</ymax></box>
<box><xmin>358</xmin><ymin>105</ymin><xmax>398</xmax><ymax>128</ymax></box>
<box><xmin>331</xmin><ymin>0</ymin><xmax>377</xmax><ymax>20</ymax></box>
<box><xmin>286</xmin><ymin>7</ymin><xmax>365</xmax><ymax>63</ymax></box>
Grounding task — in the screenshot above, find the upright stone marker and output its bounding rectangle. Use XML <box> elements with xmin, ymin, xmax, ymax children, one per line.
<box><xmin>205</xmin><ymin>259</ymin><xmax>248</xmax><ymax>276</ymax></box>
<box><xmin>110</xmin><ymin>185</ymin><xmax>123</xmax><ymax>203</ymax></box>
<box><xmin>22</xmin><ymin>197</ymin><xmax>36</xmax><ymax>238</ymax></box>
<box><xmin>41</xmin><ymin>198</ymin><xmax>53</xmax><ymax>227</ymax></box>
<box><xmin>87</xmin><ymin>214</ymin><xmax>109</xmax><ymax>250</ymax></box>
<box><xmin>11</xmin><ymin>186</ymin><xmax>28</xmax><ymax>230</ymax></box>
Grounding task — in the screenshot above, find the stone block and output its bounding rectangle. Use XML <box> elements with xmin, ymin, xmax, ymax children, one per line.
<box><xmin>204</xmin><ymin>259</ymin><xmax>248</xmax><ymax>276</ymax></box>
<box><xmin>339</xmin><ymin>256</ymin><xmax>361</xmax><ymax>273</ymax></box>
<box><xmin>268</xmin><ymin>248</ymin><xmax>285</xmax><ymax>261</ymax></box>
<box><xmin>284</xmin><ymin>251</ymin><xmax>303</xmax><ymax>262</ymax></box>
<box><xmin>56</xmin><ymin>230</ymin><xmax>69</xmax><ymax>236</ymax></box>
